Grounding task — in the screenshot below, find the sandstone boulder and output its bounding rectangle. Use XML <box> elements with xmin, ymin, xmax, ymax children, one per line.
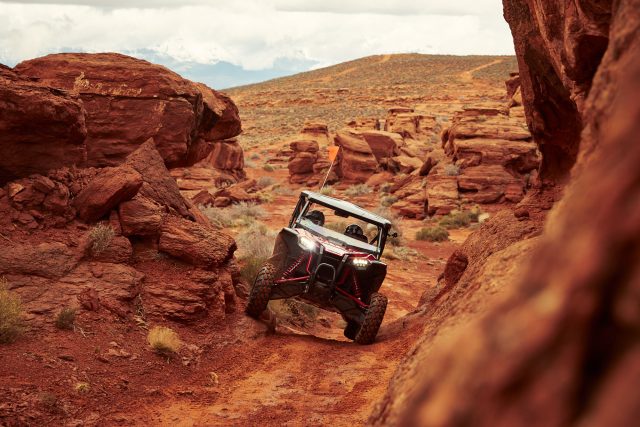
<box><xmin>144</xmin><ymin>269</ymin><xmax>236</xmax><ymax>322</ymax></box>
<box><xmin>205</xmin><ymin>138</ymin><xmax>245</xmax><ymax>176</ymax></box>
<box><xmin>457</xmin><ymin>165</ymin><xmax>525</xmax><ymax>204</ymax></box>
<box><xmin>159</xmin><ymin>215</ymin><xmax>236</xmax><ymax>269</ymax></box>
<box><xmin>0</xmin><ymin>242</ymin><xmax>80</xmax><ymax>279</ymax></box>
<box><xmin>334</xmin><ymin>130</ymin><xmax>378</xmax><ymax>183</ymax></box>
<box><xmin>74</xmin><ymin>166</ymin><xmax>143</xmax><ymax>222</ymax></box>
<box><xmin>14</xmin><ymin>53</ymin><xmax>241</xmax><ymax>168</ymax></box>
<box><xmin>118</xmin><ymin>195</ymin><xmax>163</xmax><ymax>237</ymax></box>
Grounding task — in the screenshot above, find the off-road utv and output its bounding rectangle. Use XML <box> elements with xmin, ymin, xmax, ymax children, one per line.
<box><xmin>246</xmin><ymin>190</ymin><xmax>393</xmax><ymax>344</ymax></box>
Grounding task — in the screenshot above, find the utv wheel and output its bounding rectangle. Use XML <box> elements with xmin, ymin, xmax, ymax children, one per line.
<box><xmin>343</xmin><ymin>320</ymin><xmax>360</xmax><ymax>340</ymax></box>
<box><xmin>355</xmin><ymin>292</ymin><xmax>388</xmax><ymax>344</ymax></box>
<box><xmin>246</xmin><ymin>262</ymin><xmax>275</xmax><ymax>319</ymax></box>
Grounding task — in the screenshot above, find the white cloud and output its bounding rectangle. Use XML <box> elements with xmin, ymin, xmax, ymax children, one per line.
<box><xmin>0</xmin><ymin>0</ymin><xmax>514</xmax><ymax>86</ymax></box>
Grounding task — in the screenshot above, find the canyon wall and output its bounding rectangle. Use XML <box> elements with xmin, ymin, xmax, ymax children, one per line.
<box><xmin>369</xmin><ymin>1</ymin><xmax>640</xmax><ymax>425</ymax></box>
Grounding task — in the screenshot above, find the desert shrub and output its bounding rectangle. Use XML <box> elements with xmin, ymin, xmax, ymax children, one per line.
<box><xmin>200</xmin><ymin>205</ymin><xmax>235</xmax><ymax>228</ymax></box>
<box><xmin>380</xmin><ymin>182</ymin><xmax>393</xmax><ymax>194</ymax></box>
<box><xmin>0</xmin><ymin>278</ymin><xmax>24</xmax><ymax>344</ymax></box>
<box><xmin>236</xmin><ymin>223</ymin><xmax>276</xmax><ymax>283</ymax></box>
<box><xmin>89</xmin><ymin>224</ymin><xmax>114</xmax><ymax>255</ymax></box>
<box><xmin>55</xmin><ymin>307</ymin><xmax>76</xmax><ymax>330</ymax></box>
<box><xmin>147</xmin><ymin>326</ymin><xmax>182</xmax><ymax>355</ymax></box>
<box><xmin>438</xmin><ymin>209</ymin><xmax>480</xmax><ymax>229</ymax></box>
<box><xmin>75</xmin><ymin>382</ymin><xmax>90</xmax><ymax>393</ymax></box>
<box><xmin>250</xmin><ymin>153</ymin><xmax>261</xmax><ymax>160</ymax></box>
<box><xmin>258</xmin><ymin>192</ymin><xmax>275</xmax><ymax>203</ymax></box>
<box><xmin>380</xmin><ymin>195</ymin><xmax>398</xmax><ymax>207</ymax></box>
<box><xmin>319</xmin><ymin>186</ymin><xmax>334</xmax><ymax>196</ymax></box>
<box><xmin>244</xmin><ymin>160</ymin><xmax>256</xmax><ymax>169</ymax></box>
<box><xmin>262</xmin><ymin>164</ymin><xmax>275</xmax><ymax>172</ymax></box>
<box><xmin>344</xmin><ymin>184</ymin><xmax>372</xmax><ymax>197</ymax></box>
<box><xmin>273</xmin><ymin>184</ymin><xmax>293</xmax><ymax>195</ymax></box>
<box><xmin>230</xmin><ymin>202</ymin><xmax>266</xmax><ymax>222</ymax></box>
<box><xmin>383</xmin><ymin>246</ymin><xmax>418</xmax><ymax>261</ymax></box>
<box><xmin>416</xmin><ymin>226</ymin><xmax>449</xmax><ymax>242</ymax></box>
<box><xmin>444</xmin><ymin>164</ymin><xmax>460</xmax><ymax>176</ymax></box>
<box><xmin>256</xmin><ymin>176</ymin><xmax>275</xmax><ymax>189</ymax></box>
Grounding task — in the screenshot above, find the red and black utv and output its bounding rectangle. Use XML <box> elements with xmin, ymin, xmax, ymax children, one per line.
<box><xmin>246</xmin><ymin>191</ymin><xmax>392</xmax><ymax>344</ymax></box>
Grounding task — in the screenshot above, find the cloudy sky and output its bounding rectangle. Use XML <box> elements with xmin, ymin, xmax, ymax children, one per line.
<box><xmin>0</xmin><ymin>0</ymin><xmax>514</xmax><ymax>88</ymax></box>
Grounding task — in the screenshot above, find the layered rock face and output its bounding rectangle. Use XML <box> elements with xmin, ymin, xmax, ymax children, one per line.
<box><xmin>370</xmin><ymin>1</ymin><xmax>640</xmax><ymax>425</ymax></box>
<box><xmin>0</xmin><ymin>65</ymin><xmax>87</xmax><ymax>184</ymax></box>
<box><xmin>5</xmin><ymin>53</ymin><xmax>241</xmax><ymax>175</ymax></box>
<box><xmin>503</xmin><ymin>0</ymin><xmax>611</xmax><ymax>181</ymax></box>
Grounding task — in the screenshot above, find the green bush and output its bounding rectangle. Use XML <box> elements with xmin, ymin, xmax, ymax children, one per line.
<box><xmin>416</xmin><ymin>226</ymin><xmax>449</xmax><ymax>242</ymax></box>
<box><xmin>0</xmin><ymin>278</ymin><xmax>24</xmax><ymax>344</ymax></box>
<box><xmin>262</xmin><ymin>164</ymin><xmax>275</xmax><ymax>172</ymax></box>
<box><xmin>55</xmin><ymin>307</ymin><xmax>76</xmax><ymax>330</ymax></box>
<box><xmin>250</xmin><ymin>153</ymin><xmax>261</xmax><ymax>160</ymax></box>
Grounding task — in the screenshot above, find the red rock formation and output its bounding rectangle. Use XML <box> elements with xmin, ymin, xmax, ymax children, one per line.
<box><xmin>334</xmin><ymin>130</ymin><xmax>379</xmax><ymax>183</ymax></box>
<box><xmin>1</xmin><ymin>141</ymin><xmax>239</xmax><ymax>324</ymax></box>
<box><xmin>0</xmin><ymin>65</ymin><xmax>87</xmax><ymax>184</ymax></box>
<box><xmin>14</xmin><ymin>53</ymin><xmax>241</xmax><ymax>169</ymax></box>
<box><xmin>370</xmin><ymin>1</ymin><xmax>640</xmax><ymax>425</ymax></box>
<box><xmin>503</xmin><ymin>0</ymin><xmax>612</xmax><ymax>181</ymax></box>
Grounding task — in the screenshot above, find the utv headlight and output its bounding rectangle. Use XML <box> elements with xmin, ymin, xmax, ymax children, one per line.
<box><xmin>299</xmin><ymin>236</ymin><xmax>317</xmax><ymax>251</ymax></box>
<box><xmin>352</xmin><ymin>258</ymin><xmax>370</xmax><ymax>269</ymax></box>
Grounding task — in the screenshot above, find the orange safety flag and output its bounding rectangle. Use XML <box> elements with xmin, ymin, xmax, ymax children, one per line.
<box><xmin>328</xmin><ymin>145</ymin><xmax>340</xmax><ymax>162</ymax></box>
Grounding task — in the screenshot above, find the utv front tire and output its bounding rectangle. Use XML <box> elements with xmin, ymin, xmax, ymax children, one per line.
<box><xmin>355</xmin><ymin>292</ymin><xmax>388</xmax><ymax>344</ymax></box>
<box><xmin>246</xmin><ymin>263</ymin><xmax>275</xmax><ymax>318</ymax></box>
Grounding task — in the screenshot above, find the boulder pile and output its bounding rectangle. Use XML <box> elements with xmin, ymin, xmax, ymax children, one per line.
<box><xmin>1</xmin><ymin>141</ymin><xmax>239</xmax><ymax>324</ymax></box>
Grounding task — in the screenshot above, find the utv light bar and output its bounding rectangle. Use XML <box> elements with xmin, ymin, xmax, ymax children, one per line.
<box><xmin>352</xmin><ymin>257</ymin><xmax>370</xmax><ymax>269</ymax></box>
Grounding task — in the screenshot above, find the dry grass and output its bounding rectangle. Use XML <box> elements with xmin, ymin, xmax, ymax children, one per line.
<box><xmin>74</xmin><ymin>382</ymin><xmax>90</xmax><ymax>393</ymax></box>
<box><xmin>319</xmin><ymin>186</ymin><xmax>334</xmax><ymax>196</ymax></box>
<box><xmin>383</xmin><ymin>246</ymin><xmax>419</xmax><ymax>261</ymax></box>
<box><xmin>89</xmin><ymin>224</ymin><xmax>114</xmax><ymax>255</ymax></box>
<box><xmin>0</xmin><ymin>277</ymin><xmax>24</xmax><ymax>344</ymax></box>
<box><xmin>201</xmin><ymin>202</ymin><xmax>266</xmax><ymax>229</ymax></box>
<box><xmin>147</xmin><ymin>326</ymin><xmax>182</xmax><ymax>355</ymax></box>
<box><xmin>256</xmin><ymin>176</ymin><xmax>276</xmax><ymax>189</ymax></box>
<box><xmin>416</xmin><ymin>226</ymin><xmax>449</xmax><ymax>242</ymax></box>
<box><xmin>438</xmin><ymin>208</ymin><xmax>480</xmax><ymax>229</ymax></box>
<box><xmin>55</xmin><ymin>307</ymin><xmax>76</xmax><ymax>330</ymax></box>
<box><xmin>344</xmin><ymin>184</ymin><xmax>372</xmax><ymax>197</ymax></box>
<box><xmin>236</xmin><ymin>223</ymin><xmax>276</xmax><ymax>283</ymax></box>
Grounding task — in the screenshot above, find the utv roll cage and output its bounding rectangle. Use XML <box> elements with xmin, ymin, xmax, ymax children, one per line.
<box><xmin>289</xmin><ymin>191</ymin><xmax>393</xmax><ymax>258</ymax></box>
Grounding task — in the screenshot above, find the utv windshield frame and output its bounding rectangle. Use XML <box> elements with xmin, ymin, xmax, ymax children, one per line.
<box><xmin>289</xmin><ymin>191</ymin><xmax>392</xmax><ymax>258</ymax></box>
